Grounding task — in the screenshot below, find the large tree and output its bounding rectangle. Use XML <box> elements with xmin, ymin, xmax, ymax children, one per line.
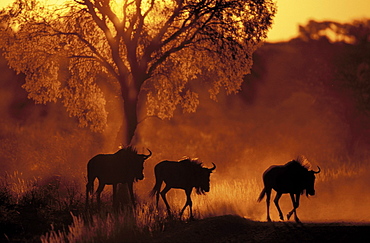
<box><xmin>0</xmin><ymin>0</ymin><xmax>275</xmax><ymax>145</ymax></box>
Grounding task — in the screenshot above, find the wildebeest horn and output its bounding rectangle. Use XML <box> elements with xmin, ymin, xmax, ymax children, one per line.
<box><xmin>312</xmin><ymin>166</ymin><xmax>321</xmax><ymax>174</ymax></box>
<box><xmin>144</xmin><ymin>148</ymin><xmax>152</xmax><ymax>158</ymax></box>
<box><xmin>209</xmin><ymin>163</ymin><xmax>216</xmax><ymax>171</ymax></box>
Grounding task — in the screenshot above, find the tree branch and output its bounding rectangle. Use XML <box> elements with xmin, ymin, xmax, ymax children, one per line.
<box><xmin>147</xmin><ymin>2</ymin><xmax>218</xmax><ymax>76</ymax></box>
<box><xmin>83</xmin><ymin>0</ymin><xmax>130</xmax><ymax>83</ymax></box>
<box><xmin>49</xmin><ymin>29</ymin><xmax>120</xmax><ymax>80</ymax></box>
<box><xmin>94</xmin><ymin>0</ymin><xmax>122</xmax><ymax>35</ymax></box>
<box><xmin>142</xmin><ymin>0</ymin><xmax>185</xmax><ymax>62</ymax></box>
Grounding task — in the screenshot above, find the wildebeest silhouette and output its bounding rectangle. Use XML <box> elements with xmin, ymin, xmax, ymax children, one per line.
<box><xmin>258</xmin><ymin>159</ymin><xmax>321</xmax><ymax>223</ymax></box>
<box><xmin>86</xmin><ymin>146</ymin><xmax>152</xmax><ymax>209</ymax></box>
<box><xmin>150</xmin><ymin>158</ymin><xmax>216</xmax><ymax>219</ymax></box>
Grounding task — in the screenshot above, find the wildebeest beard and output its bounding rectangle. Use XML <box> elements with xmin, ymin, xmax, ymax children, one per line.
<box><xmin>195</xmin><ymin>187</ymin><xmax>206</xmax><ymax>195</ymax></box>
<box><xmin>134</xmin><ymin>176</ymin><xmax>144</xmax><ymax>182</ymax></box>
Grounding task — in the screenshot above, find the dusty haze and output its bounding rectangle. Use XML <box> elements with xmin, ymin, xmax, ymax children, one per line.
<box><xmin>1</xmin><ymin>39</ymin><xmax>370</xmax><ymax>222</ymax></box>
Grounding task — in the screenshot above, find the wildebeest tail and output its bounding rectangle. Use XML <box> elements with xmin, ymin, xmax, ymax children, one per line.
<box><xmin>86</xmin><ymin>168</ymin><xmax>96</xmax><ymax>195</ymax></box>
<box><xmin>149</xmin><ymin>163</ymin><xmax>163</xmax><ymax>198</ymax></box>
<box><xmin>149</xmin><ymin>180</ymin><xmax>161</xmax><ymax>197</ymax></box>
<box><xmin>257</xmin><ymin>188</ymin><xmax>266</xmax><ymax>202</ymax></box>
<box><xmin>86</xmin><ymin>181</ymin><xmax>94</xmax><ymax>194</ymax></box>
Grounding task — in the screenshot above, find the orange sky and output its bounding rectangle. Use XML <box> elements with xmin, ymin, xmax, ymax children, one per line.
<box><xmin>268</xmin><ymin>0</ymin><xmax>370</xmax><ymax>42</ymax></box>
<box><xmin>0</xmin><ymin>0</ymin><xmax>369</xmax><ymax>42</ymax></box>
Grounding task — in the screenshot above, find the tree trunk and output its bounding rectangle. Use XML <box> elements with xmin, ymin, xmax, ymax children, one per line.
<box><xmin>122</xmin><ymin>95</ymin><xmax>139</xmax><ymax>145</ymax></box>
<box><xmin>117</xmin><ymin>72</ymin><xmax>141</xmax><ymax>145</ymax></box>
<box><xmin>115</xmin><ymin>94</ymin><xmax>138</xmax><ymax>208</ymax></box>
<box><xmin>116</xmin><ymin>75</ymin><xmax>141</xmax><ymax>207</ymax></box>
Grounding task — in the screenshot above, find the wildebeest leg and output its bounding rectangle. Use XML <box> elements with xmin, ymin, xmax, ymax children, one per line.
<box><xmin>273</xmin><ymin>192</ymin><xmax>284</xmax><ymax>221</ymax></box>
<box><xmin>86</xmin><ymin>183</ymin><xmax>91</xmax><ymax>208</ymax></box>
<box><xmin>266</xmin><ymin>188</ymin><xmax>272</xmax><ymax>222</ymax></box>
<box><xmin>155</xmin><ymin>189</ymin><xmax>160</xmax><ymax>207</ymax></box>
<box><xmin>86</xmin><ymin>179</ymin><xmax>95</xmax><ymax>208</ymax></box>
<box><xmin>96</xmin><ymin>182</ymin><xmax>105</xmax><ymax>210</ymax></box>
<box><xmin>294</xmin><ymin>193</ymin><xmax>301</xmax><ymax>223</ymax></box>
<box><xmin>287</xmin><ymin>193</ymin><xmax>301</xmax><ymax>223</ymax></box>
<box><xmin>127</xmin><ymin>181</ymin><xmax>135</xmax><ymax>207</ymax></box>
<box><xmin>180</xmin><ymin>188</ymin><xmax>193</xmax><ymax>219</ymax></box>
<box><xmin>160</xmin><ymin>185</ymin><xmax>172</xmax><ymax>216</ymax></box>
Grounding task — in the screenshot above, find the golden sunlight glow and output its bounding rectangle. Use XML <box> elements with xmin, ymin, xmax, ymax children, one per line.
<box><xmin>109</xmin><ymin>0</ymin><xmax>124</xmax><ymax>20</ymax></box>
<box><xmin>1</xmin><ymin>0</ymin><xmax>369</xmax><ymax>42</ymax></box>
<box><xmin>110</xmin><ymin>0</ymin><xmax>162</xmax><ymax>21</ymax></box>
<box><xmin>269</xmin><ymin>0</ymin><xmax>370</xmax><ymax>42</ymax></box>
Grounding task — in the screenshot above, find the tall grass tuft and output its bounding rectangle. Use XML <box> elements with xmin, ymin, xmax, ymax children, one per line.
<box><xmin>41</xmin><ymin>211</ymin><xmax>134</xmax><ymax>243</ymax></box>
<box><xmin>1</xmin><ymin>171</ymin><xmax>39</xmax><ymax>204</ymax></box>
<box><xmin>0</xmin><ymin>171</ymin><xmax>86</xmax><ymax>241</ymax></box>
<box><xmin>192</xmin><ymin>178</ymin><xmax>264</xmax><ymax>220</ymax></box>
<box><xmin>40</xmin><ymin>203</ymin><xmax>169</xmax><ymax>243</ymax></box>
<box><xmin>145</xmin><ymin>177</ymin><xmax>264</xmax><ymax>221</ymax></box>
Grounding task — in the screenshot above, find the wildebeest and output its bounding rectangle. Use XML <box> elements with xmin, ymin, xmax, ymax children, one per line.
<box><xmin>257</xmin><ymin>159</ymin><xmax>321</xmax><ymax>223</ymax></box>
<box><xmin>150</xmin><ymin>158</ymin><xmax>216</xmax><ymax>219</ymax></box>
<box><xmin>86</xmin><ymin>146</ymin><xmax>152</xmax><ymax>209</ymax></box>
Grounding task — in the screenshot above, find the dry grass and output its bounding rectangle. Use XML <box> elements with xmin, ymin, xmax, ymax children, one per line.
<box><xmin>37</xmin><ymin>177</ymin><xmax>266</xmax><ymax>242</ymax></box>
<box><xmin>2</xmin><ymin>162</ymin><xmax>370</xmax><ymax>242</ymax></box>
<box><xmin>144</xmin><ymin>177</ymin><xmax>263</xmax><ymax>220</ymax></box>
<box><xmin>40</xmin><ymin>204</ymin><xmax>170</xmax><ymax>243</ymax></box>
<box><xmin>192</xmin><ymin>178</ymin><xmax>263</xmax><ymax>220</ymax></box>
<box><xmin>0</xmin><ymin>171</ymin><xmax>39</xmax><ymax>204</ymax></box>
<box><xmin>41</xmin><ymin>212</ymin><xmax>135</xmax><ymax>243</ymax></box>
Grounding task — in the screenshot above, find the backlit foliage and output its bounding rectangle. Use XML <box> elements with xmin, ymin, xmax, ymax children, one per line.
<box><xmin>0</xmin><ymin>0</ymin><xmax>275</xmax><ymax>131</ymax></box>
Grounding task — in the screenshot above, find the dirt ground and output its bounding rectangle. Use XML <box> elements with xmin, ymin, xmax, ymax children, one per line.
<box><xmin>151</xmin><ymin>215</ymin><xmax>370</xmax><ymax>243</ymax></box>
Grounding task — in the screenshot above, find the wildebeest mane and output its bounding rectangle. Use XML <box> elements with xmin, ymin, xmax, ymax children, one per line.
<box><xmin>179</xmin><ymin>157</ymin><xmax>203</xmax><ymax>168</ymax></box>
<box><xmin>284</xmin><ymin>160</ymin><xmax>309</xmax><ymax>170</ymax></box>
<box><xmin>179</xmin><ymin>158</ymin><xmax>207</xmax><ymax>195</ymax></box>
<box><xmin>284</xmin><ymin>154</ymin><xmax>313</xmax><ymax>170</ymax></box>
<box><xmin>115</xmin><ymin>145</ymin><xmax>138</xmax><ymax>156</ymax></box>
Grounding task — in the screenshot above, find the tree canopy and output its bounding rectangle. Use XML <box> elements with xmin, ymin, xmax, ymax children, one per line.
<box><xmin>299</xmin><ymin>19</ymin><xmax>370</xmax><ymax>45</ymax></box>
<box><xmin>0</xmin><ymin>0</ymin><xmax>276</xmax><ymax>144</ymax></box>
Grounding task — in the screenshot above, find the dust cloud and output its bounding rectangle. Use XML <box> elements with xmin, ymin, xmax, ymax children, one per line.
<box><xmin>1</xmin><ymin>38</ymin><xmax>370</xmax><ymax>222</ymax></box>
<box><xmin>138</xmin><ymin>40</ymin><xmax>370</xmax><ymax>222</ymax></box>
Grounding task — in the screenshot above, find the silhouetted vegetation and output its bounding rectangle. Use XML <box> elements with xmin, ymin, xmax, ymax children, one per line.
<box><xmin>0</xmin><ymin>173</ymin><xmax>82</xmax><ymax>241</ymax></box>
<box><xmin>1</xmin><ymin>18</ymin><xmax>370</xmax><ymax>242</ymax></box>
<box><xmin>297</xmin><ymin>19</ymin><xmax>370</xmax><ymax>118</ymax></box>
<box><xmin>0</xmin><ymin>172</ymin><xmax>189</xmax><ymax>242</ymax></box>
<box><xmin>298</xmin><ymin>19</ymin><xmax>370</xmax><ymax>45</ymax></box>
<box><xmin>0</xmin><ymin>0</ymin><xmax>276</xmax><ymax>144</ymax></box>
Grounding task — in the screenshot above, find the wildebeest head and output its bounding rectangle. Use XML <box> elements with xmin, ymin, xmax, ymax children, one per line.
<box><xmin>304</xmin><ymin>166</ymin><xmax>321</xmax><ymax>196</ymax></box>
<box><xmin>195</xmin><ymin>163</ymin><xmax>216</xmax><ymax>194</ymax></box>
<box><xmin>134</xmin><ymin>148</ymin><xmax>152</xmax><ymax>181</ymax></box>
<box><xmin>117</xmin><ymin>146</ymin><xmax>152</xmax><ymax>181</ymax></box>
